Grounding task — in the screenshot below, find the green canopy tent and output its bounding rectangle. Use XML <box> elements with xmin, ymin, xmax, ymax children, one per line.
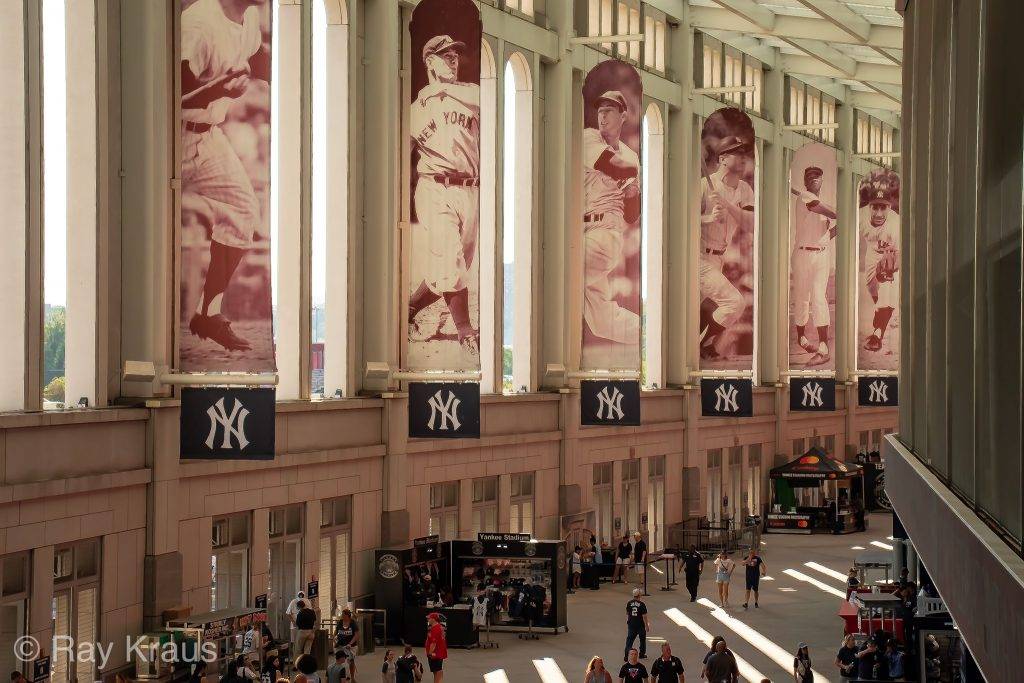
<box><xmin>766</xmin><ymin>447</ymin><xmax>866</xmax><ymax>534</ymax></box>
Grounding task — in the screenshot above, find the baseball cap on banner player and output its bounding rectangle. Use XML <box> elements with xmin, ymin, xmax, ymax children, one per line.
<box><xmin>716</xmin><ymin>136</ymin><xmax>750</xmax><ymax>157</ymax></box>
<box><xmin>595</xmin><ymin>90</ymin><xmax>628</xmax><ymax>112</ymax></box>
<box><xmin>422</xmin><ymin>35</ymin><xmax>467</xmax><ymax>61</ymax></box>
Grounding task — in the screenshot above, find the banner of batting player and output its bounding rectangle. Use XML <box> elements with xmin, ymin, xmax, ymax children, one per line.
<box><xmin>698</xmin><ymin>108</ymin><xmax>757</xmax><ymax>371</ymax></box>
<box><xmin>406</xmin><ymin>0</ymin><xmax>483</xmax><ymax>372</ymax></box>
<box><xmin>580</xmin><ymin>60</ymin><xmax>643</xmax><ymax>372</ymax></box>
<box><xmin>179</xmin><ymin>0</ymin><xmax>275</xmax><ymax>373</ymax></box>
<box><xmin>857</xmin><ymin>169</ymin><xmax>900</xmax><ymax>371</ymax></box>
<box><xmin>789</xmin><ymin>142</ymin><xmax>838</xmax><ymax>370</ymax></box>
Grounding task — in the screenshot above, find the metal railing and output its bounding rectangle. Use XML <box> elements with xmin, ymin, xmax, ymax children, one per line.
<box><xmin>668</xmin><ymin>517</ymin><xmax>761</xmax><ymax>556</ymax></box>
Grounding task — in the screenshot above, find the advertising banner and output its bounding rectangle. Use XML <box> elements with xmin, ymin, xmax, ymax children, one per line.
<box><xmin>580</xmin><ymin>379</ymin><xmax>641</xmax><ymax>426</ymax></box>
<box><xmin>698</xmin><ymin>108</ymin><xmax>757</xmax><ymax>370</ymax></box>
<box><xmin>858</xmin><ymin>376</ymin><xmax>898</xmax><ymax>407</ymax></box>
<box><xmin>406</xmin><ymin>0</ymin><xmax>483</xmax><ymax>371</ymax></box>
<box><xmin>700</xmin><ymin>378</ymin><xmax>753</xmax><ymax>417</ymax></box>
<box><xmin>580</xmin><ymin>59</ymin><xmax>643</xmax><ymax>372</ymax></box>
<box><xmin>180</xmin><ymin>387</ymin><xmax>276</xmax><ymax>460</ymax></box>
<box><xmin>408</xmin><ymin>381</ymin><xmax>481</xmax><ymax>438</ymax></box>
<box><xmin>857</xmin><ymin>169</ymin><xmax>901</xmax><ymax>371</ymax></box>
<box><xmin>789</xmin><ymin>142</ymin><xmax>838</xmax><ymax>370</ymax></box>
<box><xmin>789</xmin><ymin>377</ymin><xmax>836</xmax><ymax>412</ymax></box>
<box><xmin>179</xmin><ymin>0</ymin><xmax>275</xmax><ymax>372</ymax></box>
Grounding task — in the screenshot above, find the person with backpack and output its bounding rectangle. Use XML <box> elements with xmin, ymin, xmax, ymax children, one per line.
<box><xmin>395</xmin><ymin>646</ymin><xmax>423</xmax><ymax>683</ymax></box>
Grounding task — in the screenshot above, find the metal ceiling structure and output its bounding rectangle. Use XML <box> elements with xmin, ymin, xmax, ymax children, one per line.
<box><xmin>688</xmin><ymin>0</ymin><xmax>903</xmax><ymax>113</ymax></box>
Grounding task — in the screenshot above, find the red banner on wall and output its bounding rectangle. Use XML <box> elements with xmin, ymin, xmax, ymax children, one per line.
<box><xmin>178</xmin><ymin>0</ymin><xmax>275</xmax><ymax>373</ymax></box>
<box><xmin>788</xmin><ymin>142</ymin><xmax>838</xmax><ymax>371</ymax></box>
<box><xmin>580</xmin><ymin>59</ymin><xmax>643</xmax><ymax>372</ymax></box>
<box><xmin>698</xmin><ymin>108</ymin><xmax>757</xmax><ymax>371</ymax></box>
<box><xmin>406</xmin><ymin>0</ymin><xmax>483</xmax><ymax>372</ymax></box>
<box><xmin>857</xmin><ymin>169</ymin><xmax>901</xmax><ymax>371</ymax></box>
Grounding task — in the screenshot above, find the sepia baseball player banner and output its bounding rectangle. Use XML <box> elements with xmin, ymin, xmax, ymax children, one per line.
<box><xmin>700</xmin><ymin>378</ymin><xmax>753</xmax><ymax>417</ymax></box>
<box><xmin>858</xmin><ymin>376</ymin><xmax>898</xmax><ymax>407</ymax></box>
<box><xmin>789</xmin><ymin>377</ymin><xmax>836</xmax><ymax>412</ymax></box>
<box><xmin>178</xmin><ymin>0</ymin><xmax>275</xmax><ymax>373</ymax></box>
<box><xmin>408</xmin><ymin>381</ymin><xmax>481</xmax><ymax>439</ymax></box>
<box><xmin>180</xmin><ymin>387</ymin><xmax>276</xmax><ymax>460</ymax></box>
<box><xmin>789</xmin><ymin>142</ymin><xmax>838</xmax><ymax>371</ymax></box>
<box><xmin>857</xmin><ymin>170</ymin><xmax>901</xmax><ymax>371</ymax></box>
<box><xmin>580</xmin><ymin>60</ymin><xmax>643</xmax><ymax>373</ymax></box>
<box><xmin>698</xmin><ymin>108</ymin><xmax>758</xmax><ymax>371</ymax></box>
<box><xmin>406</xmin><ymin>0</ymin><xmax>483</xmax><ymax>372</ymax></box>
<box><xmin>580</xmin><ymin>379</ymin><xmax>641</xmax><ymax>426</ymax></box>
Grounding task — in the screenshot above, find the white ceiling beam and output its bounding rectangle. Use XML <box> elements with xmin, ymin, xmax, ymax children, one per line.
<box><xmin>689</xmin><ymin>6</ymin><xmax>903</xmax><ymax>49</ymax></box>
<box><xmin>709</xmin><ymin>0</ymin><xmax>775</xmax><ymax>31</ymax></box>
<box><xmin>780</xmin><ymin>54</ymin><xmax>902</xmax><ymax>86</ymax></box>
<box><xmin>849</xmin><ymin>91</ymin><xmax>901</xmax><ymax>112</ymax></box>
<box><xmin>794</xmin><ymin>0</ymin><xmax>870</xmax><ymax>43</ymax></box>
<box><xmin>782</xmin><ymin>37</ymin><xmax>858</xmax><ymax>76</ymax></box>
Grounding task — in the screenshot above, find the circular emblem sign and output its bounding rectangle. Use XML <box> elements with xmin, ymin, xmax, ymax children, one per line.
<box><xmin>556</xmin><ymin>545</ymin><xmax>566</xmax><ymax>570</ymax></box>
<box><xmin>471</xmin><ymin>542</ymin><xmax>484</xmax><ymax>555</ymax></box>
<box><xmin>524</xmin><ymin>543</ymin><xmax>537</xmax><ymax>557</ymax></box>
<box><xmin>377</xmin><ymin>553</ymin><xmax>400</xmax><ymax>579</ymax></box>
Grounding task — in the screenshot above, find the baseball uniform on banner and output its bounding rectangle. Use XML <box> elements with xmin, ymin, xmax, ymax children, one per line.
<box><xmin>858</xmin><ymin>376</ymin><xmax>898</xmax><ymax>407</ymax></box>
<box><xmin>180</xmin><ymin>387</ymin><xmax>276</xmax><ymax>460</ymax></box>
<box><xmin>700</xmin><ymin>378</ymin><xmax>753</xmax><ymax>417</ymax></box>
<box><xmin>789</xmin><ymin>142</ymin><xmax>838</xmax><ymax>371</ymax></box>
<box><xmin>857</xmin><ymin>169</ymin><xmax>901</xmax><ymax>372</ymax></box>
<box><xmin>178</xmin><ymin>0</ymin><xmax>276</xmax><ymax>372</ymax></box>
<box><xmin>407</xmin><ymin>0</ymin><xmax>483</xmax><ymax>373</ymax></box>
<box><xmin>789</xmin><ymin>377</ymin><xmax>836</xmax><ymax>412</ymax></box>
<box><xmin>698</xmin><ymin>108</ymin><xmax>758</xmax><ymax>371</ymax></box>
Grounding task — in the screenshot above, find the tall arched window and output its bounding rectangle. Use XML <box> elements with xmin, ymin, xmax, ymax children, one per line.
<box><xmin>479</xmin><ymin>41</ymin><xmax>497</xmax><ymax>393</ymax></box>
<box><xmin>312</xmin><ymin>0</ymin><xmax>349</xmax><ymax>397</ymax></box>
<box><xmin>502</xmin><ymin>53</ymin><xmax>533</xmax><ymax>393</ymax></box>
<box><xmin>641</xmin><ymin>103</ymin><xmax>664</xmax><ymax>388</ymax></box>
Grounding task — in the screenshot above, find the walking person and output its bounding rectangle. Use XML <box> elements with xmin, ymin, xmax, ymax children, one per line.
<box><xmin>680</xmin><ymin>545</ymin><xmax>704</xmax><ymax>602</ymax></box>
<box><xmin>702</xmin><ymin>639</ymin><xmax>739</xmax><ymax>683</ymax></box>
<box><xmin>835</xmin><ymin>634</ymin><xmax>858</xmax><ymax>679</ymax></box>
<box><xmin>619</xmin><ymin>649</ymin><xmax>649</xmax><ymax>682</ymax></box>
<box><xmin>741</xmin><ymin>547</ymin><xmax>766</xmax><ymax>609</ymax></box>
<box><xmin>614</xmin><ymin>535</ymin><xmax>633</xmax><ymax>583</ymax></box>
<box><xmin>845</xmin><ymin>568</ymin><xmax>860</xmax><ymax>600</ymax></box>
<box><xmin>424</xmin><ymin>612</ymin><xmax>447</xmax><ymax>682</ymax></box>
<box><xmin>584</xmin><ymin>656</ymin><xmax>614</xmax><ymax>683</ymax></box>
<box><xmin>293</xmin><ymin>601</ymin><xmax>317</xmax><ymax>658</ymax></box>
<box><xmin>325</xmin><ymin>651</ymin><xmax>349</xmax><ymax>683</ymax></box>
<box><xmin>334</xmin><ymin>609</ymin><xmax>359</xmax><ymax>681</ymax></box>
<box><xmin>381</xmin><ymin>650</ymin><xmax>397</xmax><ymax>683</ymax></box>
<box><xmin>793</xmin><ymin>643</ymin><xmax>813</xmax><ymax>683</ymax></box>
<box><xmin>572</xmin><ymin>546</ymin><xmax>583</xmax><ymax>591</ymax></box>
<box><xmin>624</xmin><ymin>588</ymin><xmax>650</xmax><ymax>661</ymax></box>
<box><xmin>632</xmin><ymin>532</ymin><xmax>648</xmax><ymax>583</ymax></box>
<box><xmin>713</xmin><ymin>551</ymin><xmax>735</xmax><ymax>608</ymax></box>
<box><xmin>650</xmin><ymin>643</ymin><xmax>684</xmax><ymax>683</ymax></box>
<box><xmin>394</xmin><ymin>646</ymin><xmax>422</xmax><ymax>683</ymax></box>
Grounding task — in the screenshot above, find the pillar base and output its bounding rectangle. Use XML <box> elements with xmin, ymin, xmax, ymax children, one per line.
<box><xmin>381</xmin><ymin>509</ymin><xmax>410</xmax><ymax>548</ymax></box>
<box><xmin>143</xmin><ymin>552</ymin><xmax>182</xmax><ymax>631</ymax></box>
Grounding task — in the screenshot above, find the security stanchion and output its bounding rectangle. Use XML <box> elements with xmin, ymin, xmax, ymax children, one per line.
<box><xmin>478</xmin><ymin>614</ymin><xmax>499</xmax><ymax>649</ymax></box>
<box><xmin>660</xmin><ymin>554</ymin><xmax>675</xmax><ymax>592</ymax></box>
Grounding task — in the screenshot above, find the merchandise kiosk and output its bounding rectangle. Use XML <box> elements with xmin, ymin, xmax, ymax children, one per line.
<box><xmin>767</xmin><ymin>447</ymin><xmax>866</xmax><ymax>534</ymax></box>
<box><xmin>374</xmin><ymin>533</ymin><xmax>568</xmax><ymax>645</ymax></box>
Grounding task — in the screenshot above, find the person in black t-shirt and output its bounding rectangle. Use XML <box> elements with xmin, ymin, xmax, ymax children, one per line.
<box><xmin>741</xmin><ymin>548</ymin><xmax>766</xmax><ymax>609</ymax></box>
<box><xmin>854</xmin><ymin>640</ymin><xmax>879</xmax><ymax>680</ymax></box>
<box><xmin>293</xmin><ymin>601</ymin><xmax>317</xmax><ymax>657</ymax></box>
<box><xmin>649</xmin><ymin>643</ymin><xmax>684</xmax><ymax>683</ymax></box>
<box><xmin>834</xmin><ymin>634</ymin><xmax>857</xmax><ymax>679</ymax></box>
<box><xmin>632</xmin><ymin>532</ymin><xmax>648</xmax><ymax>581</ymax></box>
<box><xmin>613</xmin><ymin>536</ymin><xmax>633</xmax><ymax>583</ymax></box>
<box><xmin>618</xmin><ymin>649</ymin><xmax>649</xmax><ymax>682</ymax></box>
<box><xmin>680</xmin><ymin>545</ymin><xmax>704</xmax><ymax>602</ymax></box>
<box><xmin>624</xmin><ymin>588</ymin><xmax>650</xmax><ymax>661</ymax></box>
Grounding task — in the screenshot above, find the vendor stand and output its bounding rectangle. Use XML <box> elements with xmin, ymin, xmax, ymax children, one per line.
<box><xmin>766</xmin><ymin>448</ymin><xmax>866</xmax><ymax>534</ymax></box>
<box><xmin>165</xmin><ymin>607</ymin><xmax>267</xmax><ymax>676</ymax></box>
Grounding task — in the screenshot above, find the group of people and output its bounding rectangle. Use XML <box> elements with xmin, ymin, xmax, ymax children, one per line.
<box><xmin>676</xmin><ymin>546</ymin><xmax>767</xmax><ymax>609</ymax></box>
<box><xmin>570</xmin><ymin>532</ymin><xmax>649</xmax><ymax>592</ymax></box>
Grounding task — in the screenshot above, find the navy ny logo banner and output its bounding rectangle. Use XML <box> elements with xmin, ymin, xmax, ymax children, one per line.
<box><xmin>581</xmin><ymin>380</ymin><xmax>641</xmax><ymax>426</ymax></box>
<box><xmin>858</xmin><ymin>376</ymin><xmax>898</xmax><ymax>407</ymax></box>
<box><xmin>409</xmin><ymin>382</ymin><xmax>480</xmax><ymax>438</ymax></box>
<box><xmin>790</xmin><ymin>377</ymin><xmax>836</xmax><ymax>412</ymax></box>
<box><xmin>181</xmin><ymin>387</ymin><xmax>275</xmax><ymax>460</ymax></box>
<box><xmin>700</xmin><ymin>378</ymin><xmax>753</xmax><ymax>417</ymax></box>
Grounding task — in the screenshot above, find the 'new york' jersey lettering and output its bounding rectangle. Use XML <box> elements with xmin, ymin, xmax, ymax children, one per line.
<box><xmin>412</xmin><ymin>84</ymin><xmax>481</xmax><ymax>177</ymax></box>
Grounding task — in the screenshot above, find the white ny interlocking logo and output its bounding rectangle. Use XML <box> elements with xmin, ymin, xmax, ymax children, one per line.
<box><xmin>714</xmin><ymin>383</ymin><xmax>740</xmax><ymax>413</ymax></box>
<box><xmin>595</xmin><ymin>385</ymin><xmax>625</xmax><ymax>420</ymax></box>
<box><xmin>205</xmin><ymin>397</ymin><xmax>250</xmax><ymax>450</ymax></box>
<box><xmin>801</xmin><ymin>382</ymin><xmax>824</xmax><ymax>408</ymax></box>
<box><xmin>427</xmin><ymin>390</ymin><xmax>462</xmax><ymax>431</ymax></box>
<box><xmin>868</xmin><ymin>380</ymin><xmax>889</xmax><ymax>404</ymax></box>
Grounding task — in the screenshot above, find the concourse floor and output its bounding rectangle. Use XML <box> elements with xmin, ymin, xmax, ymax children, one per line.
<box><xmin>353</xmin><ymin>513</ymin><xmax>893</xmax><ymax>682</ymax></box>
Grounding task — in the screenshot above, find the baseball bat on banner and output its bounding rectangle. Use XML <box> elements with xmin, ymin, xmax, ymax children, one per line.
<box><xmin>183</xmin><ymin>68</ymin><xmax>246</xmax><ymax>103</ymax></box>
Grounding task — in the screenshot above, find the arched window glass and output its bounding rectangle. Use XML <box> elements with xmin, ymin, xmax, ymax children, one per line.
<box><xmin>641</xmin><ymin>104</ymin><xmax>664</xmax><ymax>388</ymax></box>
<box><xmin>502</xmin><ymin>53</ymin><xmax>533</xmax><ymax>393</ymax></box>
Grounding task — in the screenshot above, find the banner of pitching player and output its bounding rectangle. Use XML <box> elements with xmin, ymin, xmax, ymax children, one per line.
<box><xmin>581</xmin><ymin>60</ymin><xmax>643</xmax><ymax>371</ymax></box>
<box><xmin>788</xmin><ymin>142</ymin><xmax>838</xmax><ymax>370</ymax></box>
<box><xmin>699</xmin><ymin>108</ymin><xmax>757</xmax><ymax>371</ymax></box>
<box><xmin>406</xmin><ymin>0</ymin><xmax>483</xmax><ymax>372</ymax></box>
<box><xmin>857</xmin><ymin>169</ymin><xmax>900</xmax><ymax>371</ymax></box>
<box><xmin>178</xmin><ymin>0</ymin><xmax>275</xmax><ymax>373</ymax></box>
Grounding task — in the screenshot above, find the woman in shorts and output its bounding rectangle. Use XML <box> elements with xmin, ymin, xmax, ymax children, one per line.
<box><xmin>713</xmin><ymin>550</ymin><xmax>735</xmax><ymax>607</ymax></box>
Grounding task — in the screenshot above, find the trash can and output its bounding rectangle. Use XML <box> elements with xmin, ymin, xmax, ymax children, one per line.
<box><xmin>311</xmin><ymin>628</ymin><xmax>331</xmax><ymax>668</ymax></box>
<box><xmin>356</xmin><ymin>613</ymin><xmax>375</xmax><ymax>654</ymax></box>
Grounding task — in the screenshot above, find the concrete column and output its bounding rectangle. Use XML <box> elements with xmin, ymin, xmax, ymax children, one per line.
<box><xmin>638</xmin><ymin>457</ymin><xmax>650</xmax><ymax>539</ymax></box>
<box><xmin>0</xmin><ymin>1</ymin><xmax>28</xmax><ymax>410</ymax></box>
<box><xmin>251</xmin><ymin>508</ymin><xmax>270</xmax><ymax>604</ymax></box>
<box><xmin>760</xmin><ymin>67</ymin><xmax>786</xmax><ymax>386</ymax></box>
<box><xmin>381</xmin><ymin>394</ymin><xmax>410</xmax><ymax>547</ymax></box>
<box><xmin>459</xmin><ymin>478</ymin><xmax>474</xmax><ymax>538</ymax></box>
<box><xmin>29</xmin><ymin>547</ymin><xmax>54</xmax><ymax>663</ymax></box>
<box><xmin>498</xmin><ymin>473</ymin><xmax>511</xmax><ymax>532</ymax></box>
<box><xmin>303</xmin><ymin>500</ymin><xmax>321</xmax><ymax>611</ymax></box>
<box><xmin>836</xmin><ymin>95</ymin><xmax>857</xmax><ymax>383</ymax></box>
<box><xmin>144</xmin><ymin>404</ymin><xmax>183</xmax><ymax>630</ymax></box>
